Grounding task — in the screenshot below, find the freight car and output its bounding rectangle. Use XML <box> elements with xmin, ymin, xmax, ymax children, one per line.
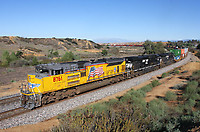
<box><xmin>20</xmin><ymin>49</ymin><xmax>188</xmax><ymax>109</ymax></box>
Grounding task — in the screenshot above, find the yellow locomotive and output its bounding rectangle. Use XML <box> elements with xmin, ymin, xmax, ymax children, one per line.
<box><xmin>21</xmin><ymin>58</ymin><xmax>126</xmax><ymax>109</ymax></box>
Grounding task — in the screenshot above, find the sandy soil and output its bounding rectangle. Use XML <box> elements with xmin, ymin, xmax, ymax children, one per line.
<box><xmin>1</xmin><ymin>61</ymin><xmax>199</xmax><ymax>132</ymax></box>
<box><xmin>0</xmin><ymin>66</ymin><xmax>34</xmax><ymax>87</ymax></box>
<box><xmin>0</xmin><ymin>117</ymin><xmax>59</xmax><ymax>132</ymax></box>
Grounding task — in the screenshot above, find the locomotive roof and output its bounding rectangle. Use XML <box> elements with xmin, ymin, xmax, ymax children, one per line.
<box><xmin>125</xmin><ymin>54</ymin><xmax>159</xmax><ymax>61</ymax></box>
<box><xmin>36</xmin><ymin>61</ymin><xmax>90</xmax><ymax>70</ymax></box>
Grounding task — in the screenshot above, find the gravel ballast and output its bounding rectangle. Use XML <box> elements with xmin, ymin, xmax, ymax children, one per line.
<box><xmin>0</xmin><ymin>53</ymin><xmax>192</xmax><ymax>129</ymax></box>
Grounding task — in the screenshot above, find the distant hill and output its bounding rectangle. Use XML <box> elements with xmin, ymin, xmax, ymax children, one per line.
<box><xmin>94</xmin><ymin>38</ymin><xmax>133</xmax><ymax>43</ymax></box>
<box><xmin>0</xmin><ymin>36</ymin><xmax>101</xmax><ymax>57</ymax></box>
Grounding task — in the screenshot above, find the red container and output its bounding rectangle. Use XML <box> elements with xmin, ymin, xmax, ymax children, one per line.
<box><xmin>181</xmin><ymin>49</ymin><xmax>185</xmax><ymax>55</ymax></box>
<box><xmin>181</xmin><ymin>54</ymin><xmax>185</xmax><ymax>59</ymax></box>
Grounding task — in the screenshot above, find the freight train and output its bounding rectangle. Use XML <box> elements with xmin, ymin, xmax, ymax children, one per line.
<box><xmin>20</xmin><ymin>48</ymin><xmax>188</xmax><ymax>109</ymax></box>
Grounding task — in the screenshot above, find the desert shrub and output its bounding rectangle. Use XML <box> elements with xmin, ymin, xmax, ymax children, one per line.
<box><xmin>165</xmin><ymin>117</ymin><xmax>180</xmax><ymax>132</ymax></box>
<box><xmin>24</xmin><ymin>55</ymin><xmax>35</xmax><ymax>60</ymax></box>
<box><xmin>162</xmin><ymin>72</ymin><xmax>169</xmax><ymax>78</ymax></box>
<box><xmin>192</xmin><ymin>110</ymin><xmax>200</xmax><ymax>123</ymax></box>
<box><xmin>127</xmin><ymin>89</ymin><xmax>146</xmax><ymax>98</ymax></box>
<box><xmin>31</xmin><ymin>57</ymin><xmax>39</xmax><ymax>66</ymax></box>
<box><xmin>135</xmin><ymin>89</ymin><xmax>146</xmax><ymax>97</ymax></box>
<box><xmin>48</xmin><ymin>49</ymin><xmax>59</xmax><ymax>58</ymax></box>
<box><xmin>185</xmin><ymin>98</ymin><xmax>196</xmax><ymax>108</ymax></box>
<box><xmin>119</xmin><ymin>93</ymin><xmax>132</xmax><ymax>104</ymax></box>
<box><xmin>147</xmin><ymin>99</ymin><xmax>168</xmax><ymax>131</ymax></box>
<box><xmin>104</xmin><ymin>99</ymin><xmax>122</xmax><ymax>109</ymax></box>
<box><xmin>88</xmin><ymin>102</ymin><xmax>110</xmax><ymax>113</ymax></box>
<box><xmin>183</xmin><ymin>81</ymin><xmax>198</xmax><ymax>100</ymax></box>
<box><xmin>9</xmin><ymin>59</ymin><xmax>29</xmax><ymax>67</ymax></box>
<box><xmin>38</xmin><ymin>56</ymin><xmax>52</xmax><ymax>64</ymax></box>
<box><xmin>174</xmin><ymin>70</ymin><xmax>180</xmax><ymax>74</ymax></box>
<box><xmin>1</xmin><ymin>51</ymin><xmax>11</xmax><ymax>66</ymax></box>
<box><xmin>109</xmin><ymin>47</ymin><xmax>119</xmax><ymax>55</ymax></box>
<box><xmin>140</xmin><ymin>84</ymin><xmax>153</xmax><ymax>92</ymax></box>
<box><xmin>147</xmin><ymin>99</ymin><xmax>168</xmax><ymax>119</ymax></box>
<box><xmin>15</xmin><ymin>51</ymin><xmax>23</xmax><ymax>58</ymax></box>
<box><xmin>101</xmin><ymin>49</ymin><xmax>108</xmax><ymax>56</ymax></box>
<box><xmin>190</xmin><ymin>70</ymin><xmax>200</xmax><ymax>81</ymax></box>
<box><xmin>131</xmin><ymin>96</ymin><xmax>147</xmax><ymax>111</ymax></box>
<box><xmin>151</xmin><ymin>80</ymin><xmax>161</xmax><ymax>87</ymax></box>
<box><xmin>61</xmin><ymin>51</ymin><xmax>76</xmax><ymax>62</ymax></box>
<box><xmin>165</xmin><ymin>91</ymin><xmax>177</xmax><ymax>101</ymax></box>
<box><xmin>10</xmin><ymin>52</ymin><xmax>18</xmax><ymax>62</ymax></box>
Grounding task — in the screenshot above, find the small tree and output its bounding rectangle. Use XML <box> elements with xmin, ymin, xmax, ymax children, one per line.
<box><xmin>143</xmin><ymin>40</ymin><xmax>166</xmax><ymax>54</ymax></box>
<box><xmin>15</xmin><ymin>51</ymin><xmax>23</xmax><ymax>58</ymax></box>
<box><xmin>10</xmin><ymin>52</ymin><xmax>18</xmax><ymax>62</ymax></box>
<box><xmin>48</xmin><ymin>49</ymin><xmax>59</xmax><ymax>58</ymax></box>
<box><xmin>101</xmin><ymin>49</ymin><xmax>108</xmax><ymax>56</ymax></box>
<box><xmin>1</xmin><ymin>51</ymin><xmax>11</xmax><ymax>66</ymax></box>
<box><xmin>31</xmin><ymin>57</ymin><xmax>39</xmax><ymax>65</ymax></box>
<box><xmin>61</xmin><ymin>51</ymin><xmax>75</xmax><ymax>61</ymax></box>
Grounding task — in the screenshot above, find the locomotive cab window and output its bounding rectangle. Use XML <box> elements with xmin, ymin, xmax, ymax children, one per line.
<box><xmin>52</xmin><ymin>69</ymin><xmax>63</xmax><ymax>75</ymax></box>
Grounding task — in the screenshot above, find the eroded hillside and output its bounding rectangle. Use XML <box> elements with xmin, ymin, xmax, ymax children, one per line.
<box><xmin>0</xmin><ymin>36</ymin><xmax>101</xmax><ymax>57</ymax></box>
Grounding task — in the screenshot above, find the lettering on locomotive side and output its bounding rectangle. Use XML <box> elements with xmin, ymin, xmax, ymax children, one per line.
<box><xmin>53</xmin><ymin>76</ymin><xmax>62</xmax><ymax>82</ymax></box>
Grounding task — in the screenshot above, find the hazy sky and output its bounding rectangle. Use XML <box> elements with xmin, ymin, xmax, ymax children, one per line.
<box><xmin>1</xmin><ymin>0</ymin><xmax>199</xmax><ymax>42</ymax></box>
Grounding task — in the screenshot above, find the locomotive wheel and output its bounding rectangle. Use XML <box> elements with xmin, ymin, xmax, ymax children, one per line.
<box><xmin>24</xmin><ymin>96</ymin><xmax>35</xmax><ymax>109</ymax></box>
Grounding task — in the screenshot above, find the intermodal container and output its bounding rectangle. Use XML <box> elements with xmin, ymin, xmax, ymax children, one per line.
<box><xmin>181</xmin><ymin>54</ymin><xmax>185</xmax><ymax>59</ymax></box>
<box><xmin>181</xmin><ymin>49</ymin><xmax>185</xmax><ymax>55</ymax></box>
<box><xmin>170</xmin><ymin>49</ymin><xmax>181</xmax><ymax>56</ymax></box>
<box><xmin>184</xmin><ymin>48</ymin><xmax>188</xmax><ymax>54</ymax></box>
<box><xmin>174</xmin><ymin>55</ymin><xmax>181</xmax><ymax>61</ymax></box>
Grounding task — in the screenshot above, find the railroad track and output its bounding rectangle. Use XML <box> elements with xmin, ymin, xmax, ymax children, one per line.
<box><xmin>0</xmin><ymin>94</ymin><xmax>21</xmax><ymax>113</ymax></box>
<box><xmin>0</xmin><ymin>107</ymin><xmax>30</xmax><ymax>121</ymax></box>
<box><xmin>0</xmin><ymin>95</ymin><xmax>20</xmax><ymax>105</ymax></box>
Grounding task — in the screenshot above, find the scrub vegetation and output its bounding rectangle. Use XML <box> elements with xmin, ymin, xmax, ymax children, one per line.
<box><xmin>49</xmin><ymin>70</ymin><xmax>200</xmax><ymax>132</ymax></box>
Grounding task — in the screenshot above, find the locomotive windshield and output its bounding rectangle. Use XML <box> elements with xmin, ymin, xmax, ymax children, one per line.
<box><xmin>35</xmin><ymin>66</ymin><xmax>49</xmax><ymax>74</ymax></box>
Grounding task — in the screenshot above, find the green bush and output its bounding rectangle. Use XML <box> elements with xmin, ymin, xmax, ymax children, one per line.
<box><xmin>1</xmin><ymin>51</ymin><xmax>11</xmax><ymax>66</ymax></box>
<box><xmin>147</xmin><ymin>99</ymin><xmax>168</xmax><ymax>119</ymax></box>
<box><xmin>174</xmin><ymin>70</ymin><xmax>180</xmax><ymax>74</ymax></box>
<box><xmin>151</xmin><ymin>80</ymin><xmax>161</xmax><ymax>87</ymax></box>
<box><xmin>183</xmin><ymin>81</ymin><xmax>199</xmax><ymax>100</ymax></box>
<box><xmin>10</xmin><ymin>52</ymin><xmax>18</xmax><ymax>62</ymax></box>
<box><xmin>31</xmin><ymin>57</ymin><xmax>39</xmax><ymax>66</ymax></box>
<box><xmin>127</xmin><ymin>89</ymin><xmax>146</xmax><ymax>98</ymax></box>
<box><xmin>140</xmin><ymin>84</ymin><xmax>153</xmax><ymax>92</ymax></box>
<box><xmin>101</xmin><ymin>49</ymin><xmax>108</xmax><ymax>56</ymax></box>
<box><xmin>119</xmin><ymin>93</ymin><xmax>132</xmax><ymax>104</ymax></box>
<box><xmin>147</xmin><ymin>99</ymin><xmax>168</xmax><ymax>131</ymax></box>
<box><xmin>88</xmin><ymin>102</ymin><xmax>110</xmax><ymax>113</ymax></box>
<box><xmin>131</xmin><ymin>96</ymin><xmax>147</xmax><ymax>111</ymax></box>
<box><xmin>61</xmin><ymin>51</ymin><xmax>76</xmax><ymax>62</ymax></box>
<box><xmin>161</xmin><ymin>72</ymin><xmax>169</xmax><ymax>78</ymax></box>
<box><xmin>185</xmin><ymin>98</ymin><xmax>196</xmax><ymax>108</ymax></box>
<box><xmin>15</xmin><ymin>51</ymin><xmax>23</xmax><ymax>58</ymax></box>
<box><xmin>165</xmin><ymin>91</ymin><xmax>177</xmax><ymax>101</ymax></box>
